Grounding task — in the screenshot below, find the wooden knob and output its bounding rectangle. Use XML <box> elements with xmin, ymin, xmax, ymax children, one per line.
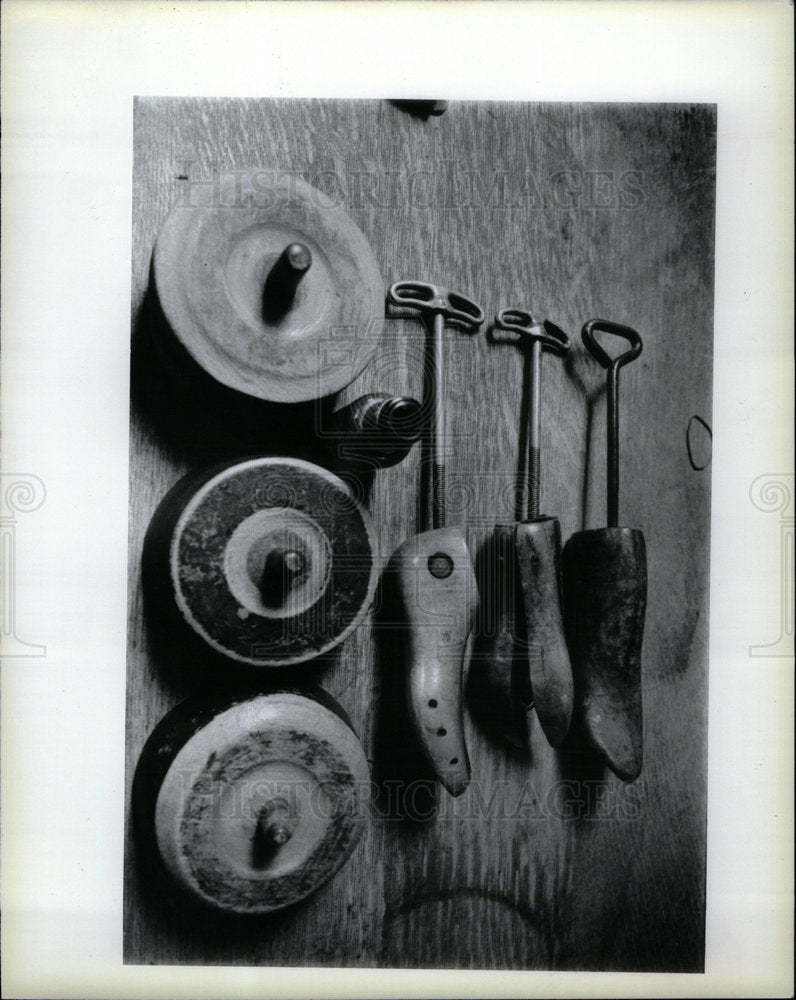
<box><xmin>259</xmin><ymin>547</ymin><xmax>308</xmax><ymax>608</ymax></box>
<box><xmin>257</xmin><ymin>798</ymin><xmax>297</xmax><ymax>848</ymax></box>
<box><xmin>143</xmin><ymin>457</ymin><xmax>379</xmax><ymax>666</ymax></box>
<box><xmin>132</xmin><ymin>687</ymin><xmax>371</xmax><ymax>914</ymax></box>
<box><xmin>153</xmin><ymin>171</ymin><xmax>384</xmax><ymax>402</ymax></box>
<box><xmin>262</xmin><ymin>242</ymin><xmax>312</xmax><ymax>321</ymax></box>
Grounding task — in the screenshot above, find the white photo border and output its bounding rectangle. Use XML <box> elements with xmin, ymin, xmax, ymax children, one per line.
<box><xmin>1</xmin><ymin>2</ymin><xmax>793</xmax><ymax>998</ymax></box>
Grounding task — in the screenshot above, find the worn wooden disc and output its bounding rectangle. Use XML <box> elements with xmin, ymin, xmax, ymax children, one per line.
<box><xmin>143</xmin><ymin>457</ymin><xmax>379</xmax><ymax>666</ymax></box>
<box><xmin>134</xmin><ymin>687</ymin><xmax>370</xmax><ymax>914</ymax></box>
<box><xmin>153</xmin><ymin>171</ymin><xmax>384</xmax><ymax>402</ymax></box>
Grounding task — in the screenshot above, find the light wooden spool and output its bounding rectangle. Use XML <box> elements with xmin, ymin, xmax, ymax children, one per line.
<box><xmin>153</xmin><ymin>171</ymin><xmax>384</xmax><ymax>402</ymax></box>
<box><xmin>134</xmin><ymin>688</ymin><xmax>371</xmax><ymax>914</ymax></box>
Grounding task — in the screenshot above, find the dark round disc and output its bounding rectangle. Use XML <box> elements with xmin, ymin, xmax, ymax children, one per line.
<box><xmin>144</xmin><ymin>457</ymin><xmax>378</xmax><ymax>666</ymax></box>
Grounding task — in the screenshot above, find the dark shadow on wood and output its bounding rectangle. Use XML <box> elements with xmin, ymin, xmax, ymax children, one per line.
<box><xmin>555</xmin><ymin>721</ymin><xmax>610</xmax><ymax>822</ymax></box>
<box><xmin>130</xmin><ymin>264</ymin><xmax>333</xmax><ymax>472</ymax></box>
<box><xmin>324</xmin><ymin>465</ymin><xmax>375</xmax><ymax>516</ymax></box>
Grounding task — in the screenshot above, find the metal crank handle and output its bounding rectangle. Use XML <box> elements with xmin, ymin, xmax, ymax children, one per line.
<box><xmin>492</xmin><ymin>309</ymin><xmax>571</xmax><ymax>356</ymax></box>
<box><xmin>388</xmin><ymin>281</ymin><xmax>484</xmax><ymax>329</ymax></box>
<box><xmin>391</xmin><ymin>526</ymin><xmax>478</xmax><ymax>796</ymax></box>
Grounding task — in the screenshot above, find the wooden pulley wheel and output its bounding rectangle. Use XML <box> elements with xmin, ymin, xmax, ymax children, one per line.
<box><xmin>143</xmin><ymin>457</ymin><xmax>378</xmax><ymax>666</ymax></box>
<box><xmin>153</xmin><ymin>171</ymin><xmax>384</xmax><ymax>402</ymax></box>
<box><xmin>132</xmin><ymin>686</ymin><xmax>370</xmax><ymax>915</ymax></box>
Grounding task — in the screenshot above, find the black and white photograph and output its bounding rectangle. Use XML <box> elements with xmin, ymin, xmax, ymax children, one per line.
<box><xmin>124</xmin><ymin>96</ymin><xmax>715</xmax><ymax>971</ymax></box>
<box><xmin>1</xmin><ymin>4</ymin><xmax>792</xmax><ymax>998</ymax></box>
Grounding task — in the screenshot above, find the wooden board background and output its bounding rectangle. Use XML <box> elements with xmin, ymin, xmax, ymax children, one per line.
<box><xmin>125</xmin><ymin>98</ymin><xmax>715</xmax><ymax>971</ymax></box>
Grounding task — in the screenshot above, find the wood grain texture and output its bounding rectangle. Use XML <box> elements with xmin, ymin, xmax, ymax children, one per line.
<box><xmin>126</xmin><ymin>98</ymin><xmax>715</xmax><ymax>971</ymax></box>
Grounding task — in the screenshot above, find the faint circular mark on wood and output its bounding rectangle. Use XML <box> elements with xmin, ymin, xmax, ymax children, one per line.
<box><xmin>686</xmin><ymin>415</ymin><xmax>712</xmax><ymax>471</ymax></box>
<box><xmin>381</xmin><ymin>887</ymin><xmax>551</xmax><ymax>969</ymax></box>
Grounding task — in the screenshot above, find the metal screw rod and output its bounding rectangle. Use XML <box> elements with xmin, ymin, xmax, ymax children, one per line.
<box><xmin>492</xmin><ymin>310</ymin><xmax>570</xmax><ymax>522</ymax></box>
<box><xmin>432</xmin><ymin>311</ymin><xmax>446</xmax><ymax>530</ymax></box>
<box><xmin>387</xmin><ymin>280</ymin><xmax>484</xmax><ymax>531</ymax></box>
<box><xmin>527</xmin><ymin>338</ymin><xmax>542</xmax><ymax>520</ymax></box>
<box><xmin>607</xmin><ymin>364</ymin><xmax>620</xmax><ymax>528</ymax></box>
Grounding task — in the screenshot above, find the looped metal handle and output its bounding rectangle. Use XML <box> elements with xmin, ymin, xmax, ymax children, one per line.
<box><xmin>581</xmin><ymin>319</ymin><xmax>642</xmax><ymax>371</ymax></box>
<box><xmin>492</xmin><ymin>308</ymin><xmax>571</xmax><ymax>357</ymax></box>
<box><xmin>388</xmin><ymin>280</ymin><xmax>484</xmax><ymax>329</ymax></box>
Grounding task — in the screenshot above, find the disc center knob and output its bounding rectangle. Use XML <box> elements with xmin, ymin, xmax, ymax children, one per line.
<box><xmin>224</xmin><ymin>506</ymin><xmax>333</xmax><ymax>620</ymax></box>
<box><xmin>253</xmin><ymin>796</ymin><xmax>298</xmax><ymax>863</ymax></box>
<box><xmin>263</xmin><ymin>242</ymin><xmax>313</xmax><ymax>322</ymax></box>
<box><xmin>258</xmin><ymin>546</ymin><xmax>309</xmax><ymax>607</ymax></box>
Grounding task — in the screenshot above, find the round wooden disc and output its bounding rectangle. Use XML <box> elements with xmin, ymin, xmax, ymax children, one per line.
<box><xmin>153</xmin><ymin>171</ymin><xmax>384</xmax><ymax>402</ymax></box>
<box><xmin>136</xmin><ymin>688</ymin><xmax>370</xmax><ymax>914</ymax></box>
<box><xmin>144</xmin><ymin>458</ymin><xmax>379</xmax><ymax>667</ymax></box>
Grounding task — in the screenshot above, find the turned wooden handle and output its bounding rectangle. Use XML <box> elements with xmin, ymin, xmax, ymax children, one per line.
<box><xmin>392</xmin><ymin>526</ymin><xmax>478</xmax><ymax>796</ymax></box>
